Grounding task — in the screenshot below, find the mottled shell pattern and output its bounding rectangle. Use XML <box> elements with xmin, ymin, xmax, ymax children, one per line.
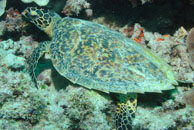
<box><xmin>49</xmin><ymin>17</ymin><xmax>177</xmax><ymax>94</ymax></box>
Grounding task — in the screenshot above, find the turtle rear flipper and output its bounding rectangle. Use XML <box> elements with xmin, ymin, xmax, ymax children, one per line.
<box><xmin>116</xmin><ymin>93</ymin><xmax>137</xmax><ymax>130</ymax></box>
<box><xmin>28</xmin><ymin>41</ymin><xmax>50</xmax><ymax>87</ymax></box>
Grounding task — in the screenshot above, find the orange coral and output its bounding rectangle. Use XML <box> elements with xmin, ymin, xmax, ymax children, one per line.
<box><xmin>156</xmin><ymin>37</ymin><xmax>164</xmax><ymax>42</ymax></box>
<box><xmin>133</xmin><ymin>27</ymin><xmax>144</xmax><ymax>43</ymax></box>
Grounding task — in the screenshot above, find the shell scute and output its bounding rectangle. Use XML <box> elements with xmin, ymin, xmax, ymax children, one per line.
<box><xmin>50</xmin><ymin>17</ymin><xmax>176</xmax><ymax>94</ymax></box>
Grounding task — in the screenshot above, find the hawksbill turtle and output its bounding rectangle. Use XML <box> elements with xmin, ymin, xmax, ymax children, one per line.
<box><xmin>22</xmin><ymin>7</ymin><xmax>178</xmax><ymax>130</ymax></box>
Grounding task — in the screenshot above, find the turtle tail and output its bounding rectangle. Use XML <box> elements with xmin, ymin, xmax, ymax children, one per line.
<box><xmin>28</xmin><ymin>41</ymin><xmax>50</xmax><ymax>87</ymax></box>
<box><xmin>116</xmin><ymin>93</ymin><xmax>137</xmax><ymax>130</ymax></box>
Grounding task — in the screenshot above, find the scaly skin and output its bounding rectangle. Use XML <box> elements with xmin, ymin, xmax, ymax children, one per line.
<box><xmin>28</xmin><ymin>41</ymin><xmax>50</xmax><ymax>87</ymax></box>
<box><xmin>116</xmin><ymin>94</ymin><xmax>137</xmax><ymax>130</ymax></box>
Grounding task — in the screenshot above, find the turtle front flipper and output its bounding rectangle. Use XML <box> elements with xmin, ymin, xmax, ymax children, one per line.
<box><xmin>116</xmin><ymin>93</ymin><xmax>137</xmax><ymax>130</ymax></box>
<box><xmin>28</xmin><ymin>41</ymin><xmax>50</xmax><ymax>87</ymax></box>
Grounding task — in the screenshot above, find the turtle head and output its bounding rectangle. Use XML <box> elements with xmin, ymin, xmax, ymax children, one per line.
<box><xmin>22</xmin><ymin>7</ymin><xmax>60</xmax><ymax>37</ymax></box>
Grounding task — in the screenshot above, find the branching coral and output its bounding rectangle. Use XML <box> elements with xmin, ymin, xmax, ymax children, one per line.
<box><xmin>62</xmin><ymin>0</ymin><xmax>92</xmax><ymax>16</ymax></box>
<box><xmin>5</xmin><ymin>8</ymin><xmax>24</xmax><ymax>32</ymax></box>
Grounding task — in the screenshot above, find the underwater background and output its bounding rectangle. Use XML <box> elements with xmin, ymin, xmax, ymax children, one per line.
<box><xmin>0</xmin><ymin>0</ymin><xmax>194</xmax><ymax>130</ymax></box>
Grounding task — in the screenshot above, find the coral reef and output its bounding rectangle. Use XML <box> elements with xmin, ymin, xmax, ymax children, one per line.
<box><xmin>0</xmin><ymin>0</ymin><xmax>6</xmax><ymax>16</ymax></box>
<box><xmin>132</xmin><ymin>23</ymin><xmax>145</xmax><ymax>44</ymax></box>
<box><xmin>62</xmin><ymin>0</ymin><xmax>92</xmax><ymax>16</ymax></box>
<box><xmin>123</xmin><ymin>24</ymin><xmax>194</xmax><ymax>82</ymax></box>
<box><xmin>21</xmin><ymin>0</ymin><xmax>49</xmax><ymax>6</ymax></box>
<box><xmin>4</xmin><ymin>8</ymin><xmax>24</xmax><ymax>33</ymax></box>
<box><xmin>0</xmin><ymin>38</ymin><xmax>114</xmax><ymax>130</ymax></box>
<box><xmin>133</xmin><ymin>87</ymin><xmax>194</xmax><ymax>130</ymax></box>
<box><xmin>0</xmin><ymin>21</ymin><xmax>6</xmax><ymax>36</ymax></box>
<box><xmin>59</xmin><ymin>85</ymin><xmax>113</xmax><ymax>130</ymax></box>
<box><xmin>119</xmin><ymin>23</ymin><xmax>194</xmax><ymax>129</ymax></box>
<box><xmin>0</xmin><ymin>38</ymin><xmax>46</xmax><ymax>129</ymax></box>
<box><xmin>117</xmin><ymin>23</ymin><xmax>194</xmax><ymax>129</ymax></box>
<box><xmin>0</xmin><ymin>8</ymin><xmax>26</xmax><ymax>40</ymax></box>
<box><xmin>0</xmin><ymin>0</ymin><xmax>194</xmax><ymax>130</ymax></box>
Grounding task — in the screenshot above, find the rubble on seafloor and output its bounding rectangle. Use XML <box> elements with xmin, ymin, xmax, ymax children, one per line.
<box><xmin>0</xmin><ymin>0</ymin><xmax>194</xmax><ymax>130</ymax></box>
<box><xmin>0</xmin><ymin>37</ymin><xmax>114</xmax><ymax>130</ymax></box>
